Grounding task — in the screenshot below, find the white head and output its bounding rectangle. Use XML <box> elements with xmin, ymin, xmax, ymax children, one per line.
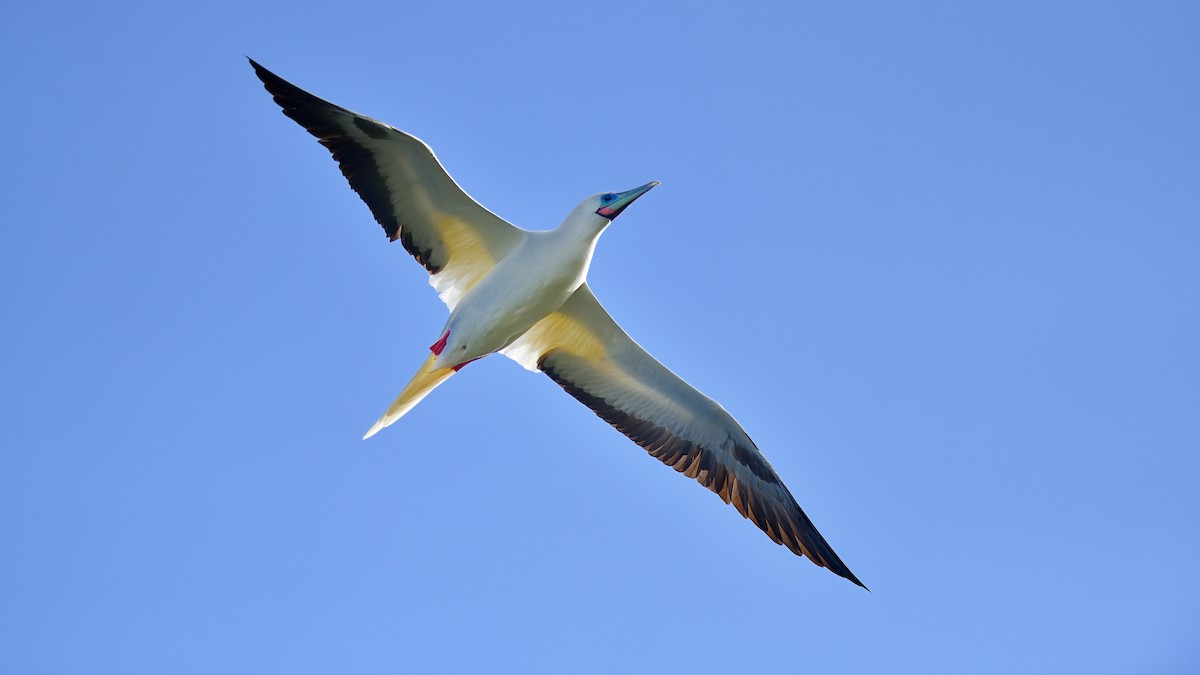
<box><xmin>561</xmin><ymin>181</ymin><xmax>661</xmax><ymax>233</ymax></box>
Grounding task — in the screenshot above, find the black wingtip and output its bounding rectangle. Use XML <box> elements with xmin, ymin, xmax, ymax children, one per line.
<box><xmin>806</xmin><ymin>526</ymin><xmax>868</xmax><ymax>590</ymax></box>
<box><xmin>247</xmin><ymin>57</ymin><xmax>290</xmax><ymax>94</ymax></box>
<box><xmin>826</xmin><ymin>560</ymin><xmax>868</xmax><ymax>590</ymax></box>
<box><xmin>830</xmin><ymin>556</ymin><xmax>868</xmax><ymax>590</ymax></box>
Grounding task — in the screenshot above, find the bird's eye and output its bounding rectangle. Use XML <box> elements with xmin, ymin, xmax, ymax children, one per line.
<box><xmin>602</xmin><ymin>194</ymin><xmax>615</xmax><ymax>203</ymax></box>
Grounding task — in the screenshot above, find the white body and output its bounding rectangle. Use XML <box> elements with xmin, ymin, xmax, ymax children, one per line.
<box><xmin>436</xmin><ymin>216</ymin><xmax>604</xmax><ymax>369</ymax></box>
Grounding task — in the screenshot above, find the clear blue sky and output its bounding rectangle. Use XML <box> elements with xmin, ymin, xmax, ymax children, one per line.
<box><xmin>2</xmin><ymin>2</ymin><xmax>1197</xmax><ymax>673</ymax></box>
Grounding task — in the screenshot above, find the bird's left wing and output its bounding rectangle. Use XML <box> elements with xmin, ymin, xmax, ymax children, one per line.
<box><xmin>250</xmin><ymin>59</ymin><xmax>525</xmax><ymax>308</ymax></box>
<box><xmin>501</xmin><ymin>285</ymin><xmax>865</xmax><ymax>587</ymax></box>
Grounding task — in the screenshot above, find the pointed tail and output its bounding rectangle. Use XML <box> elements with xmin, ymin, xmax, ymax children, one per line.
<box><xmin>362</xmin><ymin>353</ymin><xmax>456</xmax><ymax>439</ymax></box>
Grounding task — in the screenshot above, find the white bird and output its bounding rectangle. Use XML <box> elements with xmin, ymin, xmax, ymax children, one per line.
<box><xmin>250</xmin><ymin>59</ymin><xmax>865</xmax><ymax>588</ymax></box>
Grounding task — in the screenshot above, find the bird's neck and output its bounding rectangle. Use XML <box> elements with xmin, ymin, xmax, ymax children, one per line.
<box><xmin>554</xmin><ymin>208</ymin><xmax>608</xmax><ymax>243</ymax></box>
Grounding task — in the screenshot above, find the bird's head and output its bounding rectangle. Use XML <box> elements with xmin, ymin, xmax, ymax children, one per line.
<box><xmin>593</xmin><ymin>181</ymin><xmax>660</xmax><ymax>220</ymax></box>
<box><xmin>564</xmin><ymin>181</ymin><xmax>660</xmax><ymax>232</ymax></box>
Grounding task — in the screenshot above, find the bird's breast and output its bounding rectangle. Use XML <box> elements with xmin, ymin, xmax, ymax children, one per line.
<box><xmin>448</xmin><ymin>233</ymin><xmax>596</xmax><ymax>358</ymax></box>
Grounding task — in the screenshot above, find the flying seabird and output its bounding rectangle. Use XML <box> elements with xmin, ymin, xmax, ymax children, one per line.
<box><xmin>250</xmin><ymin>58</ymin><xmax>865</xmax><ymax>588</ymax></box>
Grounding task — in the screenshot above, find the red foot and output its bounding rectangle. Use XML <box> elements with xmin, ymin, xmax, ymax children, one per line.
<box><xmin>430</xmin><ymin>330</ymin><xmax>449</xmax><ymax>355</ymax></box>
<box><xmin>452</xmin><ymin>357</ymin><xmax>480</xmax><ymax>372</ymax></box>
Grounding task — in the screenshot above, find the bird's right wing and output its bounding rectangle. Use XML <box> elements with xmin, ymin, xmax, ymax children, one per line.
<box><xmin>501</xmin><ymin>285</ymin><xmax>864</xmax><ymax>587</ymax></box>
<box><xmin>250</xmin><ymin>59</ymin><xmax>526</xmax><ymax>308</ymax></box>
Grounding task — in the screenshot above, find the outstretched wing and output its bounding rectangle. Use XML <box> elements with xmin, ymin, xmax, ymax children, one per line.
<box><xmin>502</xmin><ymin>285</ymin><xmax>865</xmax><ymax>587</ymax></box>
<box><xmin>250</xmin><ymin>58</ymin><xmax>525</xmax><ymax>308</ymax></box>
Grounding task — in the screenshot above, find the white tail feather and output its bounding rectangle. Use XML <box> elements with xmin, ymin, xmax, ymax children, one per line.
<box><xmin>362</xmin><ymin>353</ymin><xmax>455</xmax><ymax>439</ymax></box>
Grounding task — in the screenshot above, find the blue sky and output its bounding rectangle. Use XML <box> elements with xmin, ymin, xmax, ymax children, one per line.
<box><xmin>2</xmin><ymin>1</ymin><xmax>1197</xmax><ymax>673</ymax></box>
